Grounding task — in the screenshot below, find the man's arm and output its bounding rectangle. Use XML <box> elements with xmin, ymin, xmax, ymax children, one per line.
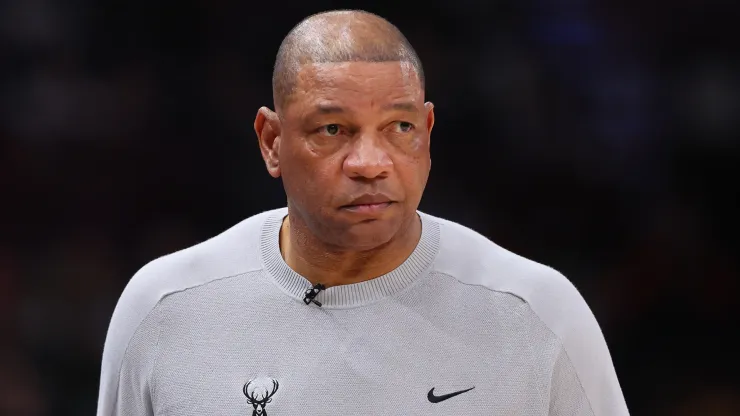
<box><xmin>542</xmin><ymin>273</ymin><xmax>629</xmax><ymax>415</ymax></box>
<box><xmin>97</xmin><ymin>262</ymin><xmax>163</xmax><ymax>416</ymax></box>
<box><xmin>548</xmin><ymin>342</ymin><xmax>625</xmax><ymax>415</ymax></box>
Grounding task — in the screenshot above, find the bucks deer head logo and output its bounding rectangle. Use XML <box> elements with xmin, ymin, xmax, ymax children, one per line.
<box><xmin>243</xmin><ymin>378</ymin><xmax>279</xmax><ymax>416</ymax></box>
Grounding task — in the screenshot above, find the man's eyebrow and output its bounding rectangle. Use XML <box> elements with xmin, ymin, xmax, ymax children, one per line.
<box><xmin>314</xmin><ymin>104</ymin><xmax>345</xmax><ymax>114</ymax></box>
<box><xmin>307</xmin><ymin>102</ymin><xmax>418</xmax><ymax>116</ymax></box>
<box><xmin>382</xmin><ymin>102</ymin><xmax>418</xmax><ymax>112</ymax></box>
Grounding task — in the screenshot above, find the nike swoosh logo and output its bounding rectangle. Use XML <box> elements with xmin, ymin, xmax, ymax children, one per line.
<box><xmin>427</xmin><ymin>386</ymin><xmax>475</xmax><ymax>403</ymax></box>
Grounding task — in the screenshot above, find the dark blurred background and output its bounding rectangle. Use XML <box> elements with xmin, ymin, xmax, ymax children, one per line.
<box><xmin>1</xmin><ymin>0</ymin><xmax>738</xmax><ymax>414</ymax></box>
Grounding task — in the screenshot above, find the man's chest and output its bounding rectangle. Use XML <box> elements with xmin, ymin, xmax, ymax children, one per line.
<box><xmin>150</xmin><ymin>313</ymin><xmax>555</xmax><ymax>416</ymax></box>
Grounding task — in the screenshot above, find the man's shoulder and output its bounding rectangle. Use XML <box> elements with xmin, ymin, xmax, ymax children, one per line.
<box><xmin>97</xmin><ymin>208</ymin><xmax>286</xmax><ymax>409</ymax></box>
<box><xmin>424</xmin><ymin>212</ymin><xmax>591</xmax><ymax>339</ymax></box>
<box><xmin>423</xmin><ymin>213</ymin><xmax>627</xmax><ymax>414</ymax></box>
<box><xmin>115</xmin><ymin>208</ymin><xmax>283</xmax><ymax>320</ymax></box>
<box><xmin>425</xmin><ymin>212</ymin><xmax>572</xmax><ymax>294</ymax></box>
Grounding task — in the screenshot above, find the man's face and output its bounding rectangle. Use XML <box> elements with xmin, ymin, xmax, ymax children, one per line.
<box><xmin>274</xmin><ymin>61</ymin><xmax>433</xmax><ymax>250</ymax></box>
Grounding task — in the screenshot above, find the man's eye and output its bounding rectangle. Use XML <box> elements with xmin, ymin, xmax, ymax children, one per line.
<box><xmin>394</xmin><ymin>121</ymin><xmax>414</xmax><ymax>133</ymax></box>
<box><xmin>319</xmin><ymin>124</ymin><xmax>341</xmax><ymax>136</ymax></box>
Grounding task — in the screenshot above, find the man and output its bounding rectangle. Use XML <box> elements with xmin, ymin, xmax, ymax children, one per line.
<box><xmin>97</xmin><ymin>10</ymin><xmax>629</xmax><ymax>416</ymax></box>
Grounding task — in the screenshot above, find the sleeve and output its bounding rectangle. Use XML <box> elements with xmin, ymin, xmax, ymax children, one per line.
<box><xmin>97</xmin><ymin>263</ymin><xmax>164</xmax><ymax>416</ymax></box>
<box><xmin>542</xmin><ymin>273</ymin><xmax>630</xmax><ymax>416</ymax></box>
<box><xmin>548</xmin><ymin>344</ymin><xmax>602</xmax><ymax>415</ymax></box>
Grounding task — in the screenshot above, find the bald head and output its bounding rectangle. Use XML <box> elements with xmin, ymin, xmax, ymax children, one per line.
<box><xmin>272</xmin><ymin>10</ymin><xmax>424</xmax><ymax>111</ymax></box>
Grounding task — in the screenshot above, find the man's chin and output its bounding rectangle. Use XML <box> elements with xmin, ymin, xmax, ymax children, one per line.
<box><xmin>333</xmin><ymin>222</ymin><xmax>398</xmax><ymax>251</ymax></box>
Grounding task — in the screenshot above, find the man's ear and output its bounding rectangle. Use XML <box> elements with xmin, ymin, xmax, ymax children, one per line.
<box><xmin>424</xmin><ymin>101</ymin><xmax>435</xmax><ymax>137</ymax></box>
<box><xmin>254</xmin><ymin>107</ymin><xmax>282</xmax><ymax>178</ymax></box>
<box><xmin>425</xmin><ymin>102</ymin><xmax>435</xmax><ymax>170</ymax></box>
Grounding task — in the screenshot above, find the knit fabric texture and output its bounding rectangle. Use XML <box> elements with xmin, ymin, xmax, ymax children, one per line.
<box><xmin>97</xmin><ymin>208</ymin><xmax>628</xmax><ymax>415</ymax></box>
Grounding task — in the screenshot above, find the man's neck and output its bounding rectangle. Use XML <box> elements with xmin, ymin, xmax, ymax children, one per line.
<box><xmin>280</xmin><ymin>214</ymin><xmax>422</xmax><ymax>287</ymax></box>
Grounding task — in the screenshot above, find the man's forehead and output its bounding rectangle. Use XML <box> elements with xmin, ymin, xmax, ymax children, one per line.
<box><xmin>295</xmin><ymin>61</ymin><xmax>422</xmax><ymax>92</ymax></box>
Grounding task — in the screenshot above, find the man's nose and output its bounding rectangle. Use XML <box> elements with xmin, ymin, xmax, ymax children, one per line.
<box><xmin>343</xmin><ymin>134</ymin><xmax>393</xmax><ymax>179</ymax></box>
